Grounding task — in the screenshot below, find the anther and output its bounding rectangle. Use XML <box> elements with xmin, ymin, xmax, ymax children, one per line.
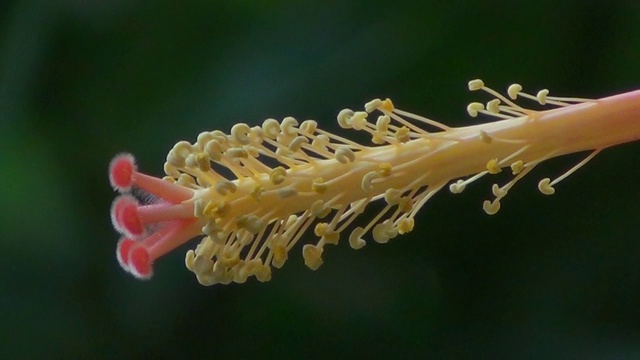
<box><xmin>537</xmin><ymin>89</ymin><xmax>549</xmax><ymax>105</ymax></box>
<box><xmin>449</xmin><ymin>179</ymin><xmax>466</xmax><ymax>194</ymax></box>
<box><xmin>508</xmin><ymin>84</ymin><xmax>522</xmax><ymax>99</ymax></box>
<box><xmin>269</xmin><ymin>166</ymin><xmax>287</xmax><ymax>185</ymax></box>
<box><xmin>538</xmin><ymin>178</ymin><xmax>555</xmax><ymax>195</ymax></box>
<box><xmin>312</xmin><ymin>178</ymin><xmax>328</xmax><ymax>194</ymax></box>
<box><xmin>230</xmin><ymin>123</ymin><xmax>251</xmax><ymax>145</ymax></box>
<box><xmin>361</xmin><ymin>171</ymin><xmax>380</xmax><ymax>192</ymax></box>
<box><xmin>511</xmin><ymin>161</ymin><xmax>524</xmax><ymax>175</ymax></box>
<box><xmin>278</xmin><ymin>187</ymin><xmax>298</xmax><ymax>199</ymax></box>
<box><xmin>487</xmin><ymin>99</ymin><xmax>501</xmax><ymax>114</ymax></box>
<box><xmin>486</xmin><ymin>158</ymin><xmax>502</xmax><ymax>174</ymax></box>
<box><xmin>281</xmin><ymin>117</ymin><xmax>298</xmax><ymax>136</ymax></box>
<box><xmin>348</xmin><ymin>227</ymin><xmax>366</xmax><ymax>250</ymax></box>
<box><xmin>467</xmin><ymin>102</ymin><xmax>484</xmax><ymax>117</ymax></box>
<box><xmin>482</xmin><ymin>199</ymin><xmax>501</xmax><ymax>215</ymax></box>
<box><xmin>335</xmin><ymin>146</ymin><xmax>356</xmax><ymax>163</ymax></box>
<box><xmin>262</xmin><ymin>118</ymin><xmax>280</xmax><ymax>139</ymax></box>
<box><xmin>468</xmin><ymin>79</ymin><xmax>485</xmax><ymax>91</ymax></box>
<box><xmin>215</xmin><ymin>180</ymin><xmax>237</xmax><ymax>196</ymax></box>
<box><xmin>302</xmin><ymin>244</ymin><xmax>323</xmax><ymax>270</ymax></box>
<box><xmin>299</xmin><ymin>120</ymin><xmax>317</xmax><ymax>134</ymax></box>
<box><xmin>337</xmin><ymin>109</ymin><xmax>354</xmax><ymax>129</ymax></box>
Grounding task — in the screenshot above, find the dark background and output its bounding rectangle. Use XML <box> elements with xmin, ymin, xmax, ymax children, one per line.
<box><xmin>2</xmin><ymin>1</ymin><xmax>640</xmax><ymax>358</ymax></box>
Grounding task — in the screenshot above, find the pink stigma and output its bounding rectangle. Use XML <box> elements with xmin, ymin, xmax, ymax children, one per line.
<box><xmin>109</xmin><ymin>153</ymin><xmax>136</xmax><ymax>192</ymax></box>
<box><xmin>108</xmin><ymin>153</ymin><xmax>200</xmax><ymax>280</ymax></box>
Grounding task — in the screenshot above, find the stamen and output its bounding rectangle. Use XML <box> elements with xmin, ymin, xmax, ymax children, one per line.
<box><xmin>538</xmin><ymin>149</ymin><xmax>602</xmax><ymax>195</ymax></box>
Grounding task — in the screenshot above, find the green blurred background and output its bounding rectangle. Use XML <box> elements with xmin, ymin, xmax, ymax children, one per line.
<box><xmin>2</xmin><ymin>0</ymin><xmax>640</xmax><ymax>358</ymax></box>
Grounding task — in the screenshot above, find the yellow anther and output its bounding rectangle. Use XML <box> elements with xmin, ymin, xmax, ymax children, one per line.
<box><xmin>162</xmin><ymin>175</ymin><xmax>176</xmax><ymax>183</ymax></box>
<box><xmin>511</xmin><ymin>160</ymin><xmax>524</xmax><ymax>175</ymax></box>
<box><xmin>384</xmin><ymin>188</ymin><xmax>403</xmax><ymax>205</ymax></box>
<box><xmin>372</xmin><ymin>133</ymin><xmax>386</xmax><ymax>144</ymax></box>
<box><xmin>277</xmin><ymin>187</ymin><xmax>298</xmax><ymax>199</ymax></box>
<box><xmin>311</xmin><ymin>134</ymin><xmax>329</xmax><ymax>150</ymax></box>
<box><xmin>288</xmin><ymin>136</ymin><xmax>309</xmax><ymax>152</ymax></box>
<box><xmin>397</xmin><ymin>218</ymin><xmax>415</xmax><ymax>234</ymax></box>
<box><xmin>335</xmin><ymin>146</ymin><xmax>356</xmax><ymax>163</ymax></box>
<box><xmin>482</xmin><ymin>199</ymin><xmax>501</xmax><ymax>215</ymax></box>
<box><xmin>487</xmin><ymin>99</ymin><xmax>501</xmax><ymax>114</ymax></box>
<box><xmin>163</xmin><ymin>162</ymin><xmax>180</xmax><ymax>178</ymax></box>
<box><xmin>372</xmin><ymin>220</ymin><xmax>398</xmax><ymax>244</ymax></box>
<box><xmin>361</xmin><ymin>171</ymin><xmax>380</xmax><ymax>192</ymax></box>
<box><xmin>250</xmin><ymin>185</ymin><xmax>264</xmax><ymax>202</ymax></box>
<box><xmin>220</xmin><ymin>248</ymin><xmax>240</xmax><ymax>268</ymax></box>
<box><xmin>537</xmin><ymin>89</ymin><xmax>549</xmax><ymax>105</ymax></box>
<box><xmin>449</xmin><ymin>179</ymin><xmax>466</xmax><ymax>194</ymax></box>
<box><xmin>202</xmin><ymin>220</ymin><xmax>222</xmax><ymax>237</ymax></box>
<box><xmin>225</xmin><ymin>148</ymin><xmax>248</xmax><ymax>158</ymax></box>
<box><xmin>468</xmin><ymin>79</ymin><xmax>485</xmax><ymax>91</ymax></box>
<box><xmin>364</xmin><ymin>98</ymin><xmax>383</xmax><ymax>113</ymax></box>
<box><xmin>378</xmin><ymin>162</ymin><xmax>392</xmax><ymax>176</ymax></box>
<box><xmin>314</xmin><ymin>223</ymin><xmax>338</xmax><ymax>244</ymax></box>
<box><xmin>248</xmin><ymin>126</ymin><xmax>264</xmax><ymax>144</ymax></box>
<box><xmin>302</xmin><ymin>244</ymin><xmax>323</xmax><ymax>270</ymax></box>
<box><xmin>314</xmin><ymin>222</ymin><xmax>329</xmax><ymax>237</ymax></box>
<box><xmin>195</xmin><ymin>236</ymin><xmax>217</xmax><ymax>258</ymax></box>
<box><xmin>262</xmin><ymin>118</ymin><xmax>280</xmax><ymax>139</ymax></box>
<box><xmin>312</xmin><ymin>177</ymin><xmax>327</xmax><ymax>194</ymax></box>
<box><xmin>275</xmin><ymin>147</ymin><xmax>292</xmax><ymax>158</ymax></box>
<box><xmin>255</xmin><ymin>264</ymin><xmax>272</xmax><ymax>283</ymax></box>
<box><xmin>177</xmin><ymin>173</ymin><xmax>196</xmax><ymax>186</ymax></box>
<box><xmin>323</xmin><ymin>231</ymin><xmax>339</xmax><ymax>245</ymax></box>
<box><xmin>243</xmin><ymin>259</ymin><xmax>260</xmax><ymax>277</ymax></box>
<box><xmin>185</xmin><ymin>250</ymin><xmax>196</xmax><ymax>271</ymax></box>
<box><xmin>271</xmin><ymin>244</ymin><xmax>288</xmax><ymax>269</ymax></box>
<box><xmin>236</xmin><ymin>230</ymin><xmax>253</xmax><ymax>245</ymax></box>
<box><xmin>311</xmin><ymin>200</ymin><xmax>330</xmax><ymax>218</ymax></box>
<box><xmin>230</xmin><ymin>123</ymin><xmax>251</xmax><ymax>145</ymax></box>
<box><xmin>204</xmin><ymin>139</ymin><xmax>223</xmax><ymax>161</ymax></box>
<box><xmin>194</xmin><ymin>152</ymin><xmax>211</xmax><ymax>171</ymax></box>
<box><xmin>486</xmin><ymin>158</ymin><xmax>502</xmax><ymax>174</ymax></box>
<box><xmin>245</xmin><ymin>146</ymin><xmax>260</xmax><ymax>158</ymax></box>
<box><xmin>196</xmin><ymin>131</ymin><xmax>215</xmax><ymax>149</ymax></box>
<box><xmin>269</xmin><ymin>166</ymin><xmax>287</xmax><ymax>185</ymax></box>
<box><xmin>376</xmin><ymin>115</ymin><xmax>390</xmax><ymax>132</ymax></box>
<box><xmin>348</xmin><ymin>227</ymin><xmax>366</xmax><ymax>250</ymax></box>
<box><xmin>395</xmin><ymin>126</ymin><xmax>411</xmax><ymax>143</ymax></box>
<box><xmin>508</xmin><ymin>84</ymin><xmax>522</xmax><ymax>99</ymax></box>
<box><xmin>299</xmin><ymin>120</ymin><xmax>317</xmax><ymax>134</ymax></box>
<box><xmin>193</xmin><ymin>255</ymin><xmax>214</xmax><ymax>275</ymax></box>
<box><xmin>203</xmin><ymin>200</ymin><xmax>229</xmax><ymax>219</ymax></box>
<box><xmin>173</xmin><ymin>140</ymin><xmax>193</xmax><ymax>158</ymax></box>
<box><xmin>233</xmin><ymin>261</ymin><xmax>249</xmax><ymax>284</ymax></box>
<box><xmin>281</xmin><ymin>116</ymin><xmax>299</xmax><ymax>136</ymax></box>
<box><xmin>214</xmin><ymin>180</ymin><xmax>237</xmax><ymax>196</ymax></box>
<box><xmin>350</xmin><ymin>111</ymin><xmax>368</xmax><ymax>130</ymax></box>
<box><xmin>538</xmin><ymin>178</ymin><xmax>555</xmax><ymax>195</ymax></box>
<box><xmin>337</xmin><ymin>109</ymin><xmax>354</xmax><ymax>129</ymax></box>
<box><xmin>492</xmin><ymin>184</ymin><xmax>507</xmax><ymax>197</ymax></box>
<box><xmin>467</xmin><ymin>102</ymin><xmax>485</xmax><ymax>117</ymax></box>
<box><xmin>284</xmin><ymin>215</ymin><xmax>298</xmax><ymax>230</ymax></box>
<box><xmin>236</xmin><ymin>215</ymin><xmax>263</xmax><ymax>234</ymax></box>
<box><xmin>381</xmin><ymin>98</ymin><xmax>394</xmax><ymax>111</ymax></box>
<box><xmin>166</xmin><ymin>150</ymin><xmax>185</xmax><ymax>167</ymax></box>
